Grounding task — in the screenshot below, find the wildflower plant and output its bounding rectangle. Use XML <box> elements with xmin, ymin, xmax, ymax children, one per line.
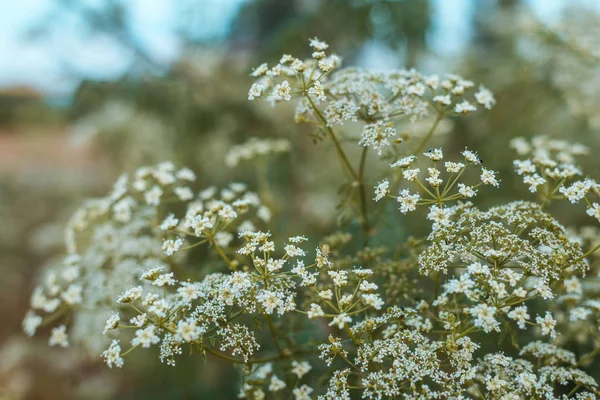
<box><xmin>23</xmin><ymin>38</ymin><xmax>600</xmax><ymax>399</ymax></box>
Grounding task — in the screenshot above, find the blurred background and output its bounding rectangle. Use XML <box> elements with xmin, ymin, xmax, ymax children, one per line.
<box><xmin>1</xmin><ymin>0</ymin><xmax>600</xmax><ymax>398</ymax></box>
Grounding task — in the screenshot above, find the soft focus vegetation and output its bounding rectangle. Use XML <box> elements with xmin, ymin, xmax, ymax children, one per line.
<box><xmin>2</xmin><ymin>1</ymin><xmax>600</xmax><ymax>399</ymax></box>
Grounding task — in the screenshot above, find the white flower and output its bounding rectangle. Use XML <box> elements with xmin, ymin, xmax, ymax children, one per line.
<box><xmin>458</xmin><ymin>183</ymin><xmax>477</xmax><ymax>198</ymax></box>
<box><xmin>358</xmin><ymin>121</ymin><xmax>397</xmax><ymax>155</ymax></box>
<box><xmin>445</xmin><ymin>162</ymin><xmax>464</xmax><ymax>173</ymax></box>
<box><xmin>292</xmin><ymin>385</ymin><xmax>313</xmax><ymax>400</ymax></box>
<box><xmin>250</xmin><ymin>63</ymin><xmax>268</xmax><ymax>77</ymax></box>
<box><xmin>467</xmin><ymin>304</ymin><xmax>500</xmax><ymax>333</ymax></box>
<box><xmin>513</xmin><ymin>159</ymin><xmax>536</xmax><ymax>175</ymax></box>
<box><xmin>308</xmin><ymin>80</ymin><xmax>326</xmax><ymax>102</ymax></box>
<box><xmin>397</xmin><ymin>189</ymin><xmax>420</xmax><ymax>213</ymax></box>
<box><xmin>248</xmin><ymin>82</ymin><xmax>265</xmax><ymax>100</ymax></box>
<box><xmin>174</xmin><ymin>186</ymin><xmax>194</xmax><ymax>201</ymax></box>
<box><xmin>462</xmin><ymin>149</ymin><xmax>481</xmax><ymax>164</ymax></box>
<box><xmin>144</xmin><ymin>185</ymin><xmax>163</xmax><ymax>206</ymax></box>
<box><xmin>291</xmin><ymin>360</ymin><xmax>312</xmax><ymax>378</ymax></box>
<box><xmin>523</xmin><ymin>174</ymin><xmax>546</xmax><ymax>193</ymax></box>
<box><xmin>130</xmin><ymin>314</ymin><xmax>147</xmax><ymax>328</ymax></box>
<box><xmin>23</xmin><ymin>311</ymin><xmax>42</xmax><ymax>337</ymax></box>
<box><xmin>570</xmin><ymin>307</ymin><xmax>591</xmax><ymax>322</ymax></box>
<box><xmin>176</xmin><ymin>168</ymin><xmax>196</xmax><ymax>181</ymax></box>
<box><xmin>176</xmin><ymin>319</ymin><xmax>205</xmax><ymax>342</ymax></box>
<box><xmin>433</xmin><ymin>94</ymin><xmax>451</xmax><ymax>105</ymax></box>
<box><xmin>475</xmin><ymin>85</ymin><xmax>495</xmax><ymax>109</ymax></box>
<box><xmin>214</xmin><ymin>231</ymin><xmax>234</xmax><ymax>248</ymax></box>
<box><xmin>60</xmin><ymin>284</ymin><xmax>83</xmax><ymax>305</ymax></box>
<box><xmin>163</xmin><ymin>238</ymin><xmax>184</xmax><ymax>256</ymax></box>
<box><xmin>309</xmin><ymin>37</ymin><xmax>328</xmax><ymax>50</ymax></box>
<box><xmin>102</xmin><ymin>340</ymin><xmax>124</xmax><ymax>368</ymax></box>
<box><xmin>257</xmin><ymin>206</ymin><xmax>272</xmax><ymax>222</ymax></box>
<box><xmin>362</xmin><ymin>293</ymin><xmax>384</xmax><ymax>310</ymax></box>
<box><xmin>586</xmin><ymin>203</ymin><xmax>600</xmax><ymax>222</ymax></box>
<box><xmin>103</xmin><ymin>313</ymin><xmax>120</xmax><ymax>335</ymax></box>
<box><xmin>153</xmin><ymin>273</ymin><xmax>176</xmax><ymax>287</ymax></box>
<box><xmin>508</xmin><ymin>306</ymin><xmax>530</xmax><ymax>329</ymax></box>
<box><xmin>403</xmin><ymin>168</ymin><xmax>419</xmax><ymax>181</ymax></box>
<box><xmin>117</xmin><ymin>286</ymin><xmax>143</xmax><ymax>303</ymax></box>
<box><xmin>559</xmin><ymin>180</ymin><xmax>595</xmax><ymax>204</ymax></box>
<box><xmin>329</xmin><ymin>313</ymin><xmax>352</xmax><ymax>329</ymax></box>
<box><xmin>132</xmin><ymin>325</ymin><xmax>160</xmax><ymax>348</ymax></box>
<box><xmin>536</xmin><ymin>312</ymin><xmax>557</xmax><ymax>339</ymax></box>
<box><xmin>160</xmin><ymin>214</ymin><xmax>179</xmax><ymax>231</ymax></box>
<box><xmin>454</xmin><ymin>100</ymin><xmax>477</xmax><ymax>114</ymax></box>
<box><xmin>319</xmin><ymin>290</ymin><xmax>333</xmax><ymax>300</ymax></box>
<box><xmin>423</xmin><ymin>148</ymin><xmax>443</xmax><ymax>161</ymax></box>
<box><xmin>374</xmin><ymin>179</ymin><xmax>389</xmax><ymax>201</ymax></box>
<box><xmin>390</xmin><ymin>155</ymin><xmax>416</xmax><ymax>168</ymax></box>
<box><xmin>328</xmin><ymin>270</ymin><xmax>348</xmax><ymax>287</ymax></box>
<box><xmin>269</xmin><ymin>375</ymin><xmax>286</xmax><ymax>392</ymax></box>
<box><xmin>480</xmin><ymin>168</ymin><xmax>499</xmax><ymax>187</ymax></box>
<box><xmin>256</xmin><ymin>290</ymin><xmax>285</xmax><ymax>315</ymax></box>
<box><xmin>273</xmin><ymin>80</ymin><xmax>292</xmax><ymax>101</ymax></box>
<box><xmin>49</xmin><ymin>324</ymin><xmax>69</xmax><ymax>347</ymax></box>
<box><xmin>142</xmin><ymin>266</ymin><xmax>166</xmax><ymax>282</ymax></box>
<box><xmin>308</xmin><ymin>303</ymin><xmax>325</xmax><ymax>319</ymax></box>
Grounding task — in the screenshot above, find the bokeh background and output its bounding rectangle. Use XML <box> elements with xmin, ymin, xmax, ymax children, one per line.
<box><xmin>1</xmin><ymin>0</ymin><xmax>600</xmax><ymax>399</ymax></box>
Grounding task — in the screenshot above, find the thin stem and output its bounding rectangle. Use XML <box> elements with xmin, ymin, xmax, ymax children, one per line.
<box><xmin>204</xmin><ymin>347</ymin><xmax>297</xmax><ymax>365</ymax></box>
<box><xmin>265</xmin><ymin>314</ymin><xmax>284</xmax><ymax>356</ymax></box>
<box><xmin>414</xmin><ymin>113</ymin><xmax>444</xmax><ymax>154</ymax></box>
<box><xmin>576</xmin><ymin>346</ymin><xmax>600</xmax><ymax>367</ymax></box>
<box><xmin>358</xmin><ymin>146</ymin><xmax>371</xmax><ymax>245</ymax></box>
<box><xmin>305</xmin><ymin>95</ymin><xmax>358</xmax><ymax>181</ymax></box>
<box><xmin>210</xmin><ymin>236</ymin><xmax>233</xmax><ymax>268</ymax></box>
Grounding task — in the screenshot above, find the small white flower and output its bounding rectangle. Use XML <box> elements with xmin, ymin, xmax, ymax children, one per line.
<box><xmin>103</xmin><ymin>313</ymin><xmax>120</xmax><ymax>335</ymax></box>
<box><xmin>269</xmin><ymin>375</ymin><xmax>286</xmax><ymax>392</ymax></box>
<box><xmin>132</xmin><ymin>325</ymin><xmax>160</xmax><ymax>348</ymax></box>
<box><xmin>329</xmin><ymin>313</ymin><xmax>352</xmax><ymax>329</ymax></box>
<box><xmin>390</xmin><ymin>155</ymin><xmax>416</xmax><ymax>168</ymax></box>
<box><xmin>397</xmin><ymin>189</ymin><xmax>420</xmax><ymax>213</ymax></box>
<box><xmin>586</xmin><ymin>203</ymin><xmax>600</xmax><ymax>222</ymax></box>
<box><xmin>454</xmin><ymin>100</ymin><xmax>477</xmax><ymax>114</ymax></box>
<box><xmin>374</xmin><ymin>179</ymin><xmax>390</xmax><ymax>201</ymax></box>
<box><xmin>174</xmin><ymin>186</ymin><xmax>194</xmax><ymax>201</ymax></box>
<box><xmin>291</xmin><ymin>360</ymin><xmax>312</xmax><ymax>378</ymax></box>
<box><xmin>480</xmin><ymin>168</ymin><xmax>499</xmax><ymax>187</ymax></box>
<box><xmin>163</xmin><ymin>238</ymin><xmax>184</xmax><ymax>256</ymax></box>
<box><xmin>475</xmin><ymin>85</ymin><xmax>495</xmax><ymax>109</ymax></box>
<box><xmin>308</xmin><ymin>303</ymin><xmax>325</xmax><ymax>319</ymax></box>
<box><xmin>536</xmin><ymin>312</ymin><xmax>557</xmax><ymax>339</ymax></box>
<box><xmin>273</xmin><ymin>80</ymin><xmax>292</xmax><ymax>101</ymax></box>
<box><xmin>423</xmin><ymin>148</ymin><xmax>443</xmax><ymax>161</ymax></box>
<box><xmin>144</xmin><ymin>186</ymin><xmax>163</xmax><ymax>206</ymax></box>
<box><xmin>160</xmin><ymin>214</ymin><xmax>179</xmax><ymax>231</ymax></box>
<box><xmin>176</xmin><ymin>319</ymin><xmax>205</xmax><ymax>342</ymax></box>
<box><xmin>102</xmin><ymin>340</ymin><xmax>124</xmax><ymax>368</ymax></box>
<box><xmin>23</xmin><ymin>311</ymin><xmax>42</xmax><ymax>337</ymax></box>
<box><xmin>49</xmin><ymin>324</ymin><xmax>69</xmax><ymax>347</ymax></box>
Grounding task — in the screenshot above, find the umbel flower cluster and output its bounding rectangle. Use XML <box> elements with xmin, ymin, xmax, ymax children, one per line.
<box><xmin>24</xmin><ymin>39</ymin><xmax>600</xmax><ymax>399</ymax></box>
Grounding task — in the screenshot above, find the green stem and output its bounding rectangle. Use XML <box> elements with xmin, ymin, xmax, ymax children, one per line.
<box><xmin>358</xmin><ymin>146</ymin><xmax>371</xmax><ymax>245</ymax></box>
<box><xmin>414</xmin><ymin>113</ymin><xmax>443</xmax><ymax>154</ymax></box>
<box><xmin>264</xmin><ymin>314</ymin><xmax>284</xmax><ymax>356</ymax></box>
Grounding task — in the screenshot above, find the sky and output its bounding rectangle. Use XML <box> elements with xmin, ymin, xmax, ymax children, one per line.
<box><xmin>0</xmin><ymin>0</ymin><xmax>597</xmax><ymax>97</ymax></box>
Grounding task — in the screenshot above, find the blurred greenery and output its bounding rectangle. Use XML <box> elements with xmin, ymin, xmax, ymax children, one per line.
<box><xmin>1</xmin><ymin>0</ymin><xmax>600</xmax><ymax>398</ymax></box>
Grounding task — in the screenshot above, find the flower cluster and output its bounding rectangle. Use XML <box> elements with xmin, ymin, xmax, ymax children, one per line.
<box><xmin>511</xmin><ymin>136</ymin><xmax>600</xmax><ymax>222</ymax></box>
<box><xmin>224</xmin><ymin>137</ymin><xmax>291</xmax><ymax>168</ymax></box>
<box><xmin>23</xmin><ymin>38</ymin><xmax>600</xmax><ymax>399</ymax></box>
<box><xmin>375</xmin><ymin>147</ymin><xmax>498</xmax><ymax>213</ymax></box>
<box><xmin>23</xmin><ymin>162</ymin><xmax>268</xmax><ymax>353</ymax></box>
<box><xmin>249</xmin><ymin>37</ymin><xmax>495</xmax><ymax>157</ymax></box>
